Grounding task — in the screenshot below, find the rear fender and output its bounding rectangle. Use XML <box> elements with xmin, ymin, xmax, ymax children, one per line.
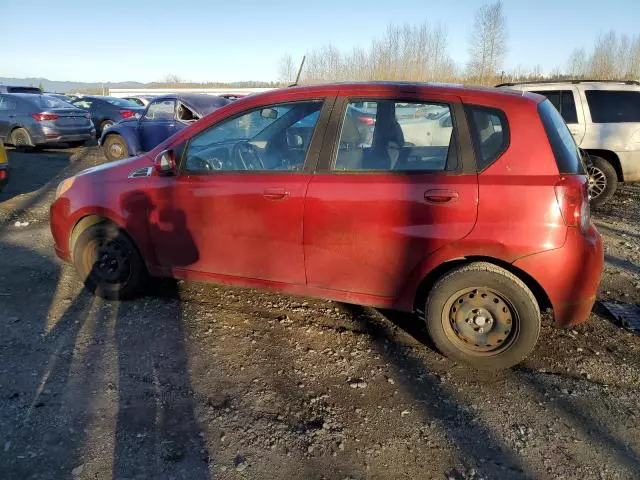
<box><xmin>100</xmin><ymin>123</ymin><xmax>141</xmax><ymax>155</ymax></box>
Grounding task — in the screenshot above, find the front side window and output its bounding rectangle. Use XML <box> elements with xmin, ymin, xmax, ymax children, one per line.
<box><xmin>334</xmin><ymin>100</ymin><xmax>456</xmax><ymax>172</ymax></box>
<box><xmin>465</xmin><ymin>105</ymin><xmax>508</xmax><ymax>171</ymax></box>
<box><xmin>585</xmin><ymin>90</ymin><xmax>640</xmax><ymax>123</ymax></box>
<box><xmin>531</xmin><ymin>90</ymin><xmax>578</xmax><ymax>124</ymax></box>
<box><xmin>183</xmin><ymin>100</ymin><xmax>323</xmax><ymax>173</ymax></box>
<box><xmin>72</xmin><ymin>98</ymin><xmax>93</xmax><ymax>109</ymax></box>
<box><xmin>145</xmin><ymin>100</ymin><xmax>175</xmax><ymax>121</ymax></box>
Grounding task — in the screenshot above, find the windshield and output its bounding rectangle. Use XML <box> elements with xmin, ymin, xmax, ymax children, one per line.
<box><xmin>197</xmin><ymin>106</ymin><xmax>293</xmax><ymax>145</ymax></box>
<box><xmin>104</xmin><ymin>97</ymin><xmax>141</xmax><ymax>108</ymax></box>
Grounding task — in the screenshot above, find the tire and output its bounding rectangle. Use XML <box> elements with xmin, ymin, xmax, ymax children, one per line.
<box><xmin>103</xmin><ymin>134</ymin><xmax>128</xmax><ymax>162</ymax></box>
<box><xmin>72</xmin><ymin>222</ymin><xmax>147</xmax><ymax>300</ymax></box>
<box><xmin>10</xmin><ymin>128</ymin><xmax>34</xmax><ymax>151</ymax></box>
<box><xmin>587</xmin><ymin>155</ymin><xmax>617</xmax><ymax>208</ymax></box>
<box><xmin>100</xmin><ymin>120</ymin><xmax>115</xmax><ymax>136</ymax></box>
<box><xmin>425</xmin><ymin>262</ymin><xmax>541</xmax><ymax>370</ymax></box>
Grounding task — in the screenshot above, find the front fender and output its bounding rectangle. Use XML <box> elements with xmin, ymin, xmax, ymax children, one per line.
<box><xmin>99</xmin><ymin>123</ymin><xmax>142</xmax><ymax>155</ymax></box>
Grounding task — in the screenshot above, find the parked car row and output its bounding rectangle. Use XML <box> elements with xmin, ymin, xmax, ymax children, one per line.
<box><xmin>50</xmin><ymin>81</ymin><xmax>604</xmax><ymax>371</ymax></box>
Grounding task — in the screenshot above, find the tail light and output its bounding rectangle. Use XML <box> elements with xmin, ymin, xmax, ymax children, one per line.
<box><xmin>554</xmin><ymin>177</ymin><xmax>590</xmax><ymax>233</ymax></box>
<box><xmin>31</xmin><ymin>113</ymin><xmax>59</xmax><ymax>121</ymax></box>
<box><xmin>119</xmin><ymin>110</ymin><xmax>136</xmax><ymax>119</ymax></box>
<box><xmin>356</xmin><ymin>115</ymin><xmax>375</xmax><ymax>126</ymax></box>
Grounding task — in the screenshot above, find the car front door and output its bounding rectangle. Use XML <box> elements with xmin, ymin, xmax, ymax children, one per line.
<box><xmin>0</xmin><ymin>95</ymin><xmax>15</xmax><ymax>141</ymax></box>
<box><xmin>139</xmin><ymin>99</ymin><xmax>176</xmax><ymax>151</ymax></box>
<box><xmin>304</xmin><ymin>95</ymin><xmax>479</xmax><ymax>298</ymax></box>
<box><xmin>147</xmin><ymin>98</ymin><xmax>332</xmax><ymax>284</ymax></box>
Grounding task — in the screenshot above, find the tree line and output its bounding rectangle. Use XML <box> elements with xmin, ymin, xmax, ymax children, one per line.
<box><xmin>278</xmin><ymin>1</ymin><xmax>640</xmax><ymax>86</ymax></box>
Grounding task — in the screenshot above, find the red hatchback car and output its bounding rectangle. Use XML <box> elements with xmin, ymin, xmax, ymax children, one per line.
<box><xmin>50</xmin><ymin>83</ymin><xmax>604</xmax><ymax>369</ymax></box>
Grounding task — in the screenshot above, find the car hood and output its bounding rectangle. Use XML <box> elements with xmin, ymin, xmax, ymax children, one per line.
<box><xmin>78</xmin><ymin>155</ymin><xmax>147</xmax><ymax>178</ymax></box>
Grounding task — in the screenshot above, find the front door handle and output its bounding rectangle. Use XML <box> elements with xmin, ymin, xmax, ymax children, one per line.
<box><xmin>263</xmin><ymin>188</ymin><xmax>290</xmax><ymax>200</ymax></box>
<box><xmin>424</xmin><ymin>189</ymin><xmax>459</xmax><ymax>204</ymax></box>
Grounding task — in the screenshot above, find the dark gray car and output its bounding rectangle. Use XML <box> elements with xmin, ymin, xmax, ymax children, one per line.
<box><xmin>0</xmin><ymin>94</ymin><xmax>95</xmax><ymax>149</ymax></box>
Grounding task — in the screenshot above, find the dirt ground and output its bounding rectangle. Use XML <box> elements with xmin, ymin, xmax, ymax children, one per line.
<box><xmin>1</xmin><ymin>145</ymin><xmax>639</xmax><ymax>480</ymax></box>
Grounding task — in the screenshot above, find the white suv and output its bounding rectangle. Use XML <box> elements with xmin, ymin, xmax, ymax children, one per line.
<box><xmin>497</xmin><ymin>80</ymin><xmax>640</xmax><ymax>206</ymax></box>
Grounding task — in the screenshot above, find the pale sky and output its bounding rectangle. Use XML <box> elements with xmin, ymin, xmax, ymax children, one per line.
<box><xmin>3</xmin><ymin>0</ymin><xmax>639</xmax><ymax>83</ymax></box>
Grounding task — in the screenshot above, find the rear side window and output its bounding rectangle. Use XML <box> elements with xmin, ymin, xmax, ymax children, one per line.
<box><xmin>465</xmin><ymin>105</ymin><xmax>508</xmax><ymax>171</ymax></box>
<box><xmin>538</xmin><ymin>99</ymin><xmax>584</xmax><ymax>174</ymax></box>
<box><xmin>531</xmin><ymin>90</ymin><xmax>578</xmax><ymax>124</ymax></box>
<box><xmin>585</xmin><ymin>90</ymin><xmax>640</xmax><ymax>123</ymax></box>
<box><xmin>333</xmin><ymin>100</ymin><xmax>457</xmax><ymax>172</ymax></box>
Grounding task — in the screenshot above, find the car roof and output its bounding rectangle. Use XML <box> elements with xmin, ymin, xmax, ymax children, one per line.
<box><xmin>150</xmin><ymin>93</ymin><xmax>231</xmax><ymax>115</ymax></box>
<box><xmin>238</xmin><ymin>81</ymin><xmax>535</xmax><ymax>107</ymax></box>
<box><xmin>497</xmin><ymin>80</ymin><xmax>640</xmax><ymax>91</ymax></box>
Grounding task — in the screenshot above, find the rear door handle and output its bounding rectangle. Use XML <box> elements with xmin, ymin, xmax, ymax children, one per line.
<box><xmin>424</xmin><ymin>189</ymin><xmax>459</xmax><ymax>204</ymax></box>
<box><xmin>263</xmin><ymin>188</ymin><xmax>290</xmax><ymax>200</ymax></box>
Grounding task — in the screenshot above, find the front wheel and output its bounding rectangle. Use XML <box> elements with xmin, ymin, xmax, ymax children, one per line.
<box><xmin>587</xmin><ymin>156</ymin><xmax>617</xmax><ymax>208</ymax></box>
<box><xmin>73</xmin><ymin>222</ymin><xmax>147</xmax><ymax>300</ymax></box>
<box><xmin>425</xmin><ymin>262</ymin><xmax>541</xmax><ymax>370</ymax></box>
<box><xmin>103</xmin><ymin>134</ymin><xmax>129</xmax><ymax>162</ymax></box>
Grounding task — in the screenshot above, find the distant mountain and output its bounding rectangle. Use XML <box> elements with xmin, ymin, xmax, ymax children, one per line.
<box><xmin>0</xmin><ymin>77</ymin><xmax>145</xmax><ymax>93</ymax></box>
<box><xmin>0</xmin><ymin>77</ymin><xmax>281</xmax><ymax>93</ymax></box>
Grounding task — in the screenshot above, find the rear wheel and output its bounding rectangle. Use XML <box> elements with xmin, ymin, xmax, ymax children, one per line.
<box><xmin>103</xmin><ymin>134</ymin><xmax>128</xmax><ymax>162</ymax></box>
<box><xmin>425</xmin><ymin>262</ymin><xmax>541</xmax><ymax>370</ymax></box>
<box><xmin>11</xmin><ymin>128</ymin><xmax>34</xmax><ymax>151</ymax></box>
<box><xmin>587</xmin><ymin>155</ymin><xmax>617</xmax><ymax>208</ymax></box>
<box><xmin>73</xmin><ymin>222</ymin><xmax>146</xmax><ymax>300</ymax></box>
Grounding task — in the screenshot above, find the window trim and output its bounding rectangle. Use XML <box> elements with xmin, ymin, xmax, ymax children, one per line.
<box><xmin>317</xmin><ymin>97</ymin><xmax>464</xmax><ymax>175</ymax></box>
<box><xmin>177</xmin><ymin>98</ymin><xmax>333</xmax><ymax>176</ymax></box>
<box><xmin>464</xmin><ymin>104</ymin><xmax>510</xmax><ymax>173</ymax></box>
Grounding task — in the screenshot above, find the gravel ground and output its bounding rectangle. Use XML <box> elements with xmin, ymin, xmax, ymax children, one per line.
<box><xmin>1</xmin><ymin>146</ymin><xmax>639</xmax><ymax>480</ymax></box>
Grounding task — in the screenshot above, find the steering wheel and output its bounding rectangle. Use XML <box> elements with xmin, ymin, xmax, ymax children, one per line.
<box><xmin>232</xmin><ymin>141</ymin><xmax>265</xmax><ymax>171</ymax></box>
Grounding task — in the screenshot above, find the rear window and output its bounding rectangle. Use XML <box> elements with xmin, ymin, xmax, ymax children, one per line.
<box><xmin>465</xmin><ymin>105</ymin><xmax>509</xmax><ymax>171</ymax></box>
<box><xmin>31</xmin><ymin>95</ymin><xmax>75</xmax><ymax>109</ymax></box>
<box><xmin>538</xmin><ymin>99</ymin><xmax>585</xmax><ymax>174</ymax></box>
<box><xmin>7</xmin><ymin>86</ymin><xmax>42</xmax><ymax>94</ymax></box>
<box><xmin>104</xmin><ymin>97</ymin><xmax>140</xmax><ymax>108</ymax></box>
<box><xmin>585</xmin><ymin>90</ymin><xmax>640</xmax><ymax>123</ymax></box>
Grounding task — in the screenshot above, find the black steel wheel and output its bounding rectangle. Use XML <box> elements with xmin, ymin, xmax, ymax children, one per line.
<box><xmin>425</xmin><ymin>262</ymin><xmax>541</xmax><ymax>370</ymax></box>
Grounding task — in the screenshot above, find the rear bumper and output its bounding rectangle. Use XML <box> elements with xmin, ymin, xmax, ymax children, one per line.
<box><xmin>617</xmin><ymin>150</ymin><xmax>640</xmax><ymax>182</ymax></box>
<box><xmin>513</xmin><ymin>225</ymin><xmax>604</xmax><ymax>327</ymax></box>
<box><xmin>32</xmin><ymin>127</ymin><xmax>95</xmax><ymax>145</ymax></box>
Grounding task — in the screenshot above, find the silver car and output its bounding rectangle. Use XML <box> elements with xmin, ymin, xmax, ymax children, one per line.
<box><xmin>498</xmin><ymin>80</ymin><xmax>640</xmax><ymax>206</ymax></box>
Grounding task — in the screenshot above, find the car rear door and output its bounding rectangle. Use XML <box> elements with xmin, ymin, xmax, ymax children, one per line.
<box><xmin>304</xmin><ymin>92</ymin><xmax>478</xmax><ymax>298</ymax></box>
<box><xmin>147</xmin><ymin>98</ymin><xmax>334</xmax><ymax>284</ymax></box>
<box><xmin>140</xmin><ymin>99</ymin><xmax>176</xmax><ymax>151</ymax></box>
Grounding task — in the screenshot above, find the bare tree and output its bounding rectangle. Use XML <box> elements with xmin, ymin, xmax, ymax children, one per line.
<box><xmin>589</xmin><ymin>31</ymin><xmax>618</xmax><ymax>79</ymax></box>
<box><xmin>163</xmin><ymin>73</ymin><xmax>185</xmax><ymax>85</ymax></box>
<box><xmin>467</xmin><ymin>1</ymin><xmax>508</xmax><ymax>85</ymax></box>
<box><xmin>567</xmin><ymin>48</ymin><xmax>588</xmax><ymax>78</ymax></box>
<box><xmin>277</xmin><ymin>54</ymin><xmax>297</xmax><ymax>84</ymax></box>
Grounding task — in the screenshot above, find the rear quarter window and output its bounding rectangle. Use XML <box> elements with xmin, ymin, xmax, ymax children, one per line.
<box><xmin>538</xmin><ymin>99</ymin><xmax>585</xmax><ymax>174</ymax></box>
<box><xmin>585</xmin><ymin>90</ymin><xmax>640</xmax><ymax>123</ymax></box>
<box><xmin>465</xmin><ymin>105</ymin><xmax>509</xmax><ymax>171</ymax></box>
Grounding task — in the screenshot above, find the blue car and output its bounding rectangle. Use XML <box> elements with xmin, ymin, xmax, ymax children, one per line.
<box><xmin>99</xmin><ymin>94</ymin><xmax>230</xmax><ymax>161</ymax></box>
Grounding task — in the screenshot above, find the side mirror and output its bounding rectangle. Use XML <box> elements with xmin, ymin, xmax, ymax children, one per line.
<box><xmin>260</xmin><ymin>108</ymin><xmax>278</xmax><ymax>120</ymax></box>
<box><xmin>153</xmin><ymin>149</ymin><xmax>176</xmax><ymax>176</ymax></box>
